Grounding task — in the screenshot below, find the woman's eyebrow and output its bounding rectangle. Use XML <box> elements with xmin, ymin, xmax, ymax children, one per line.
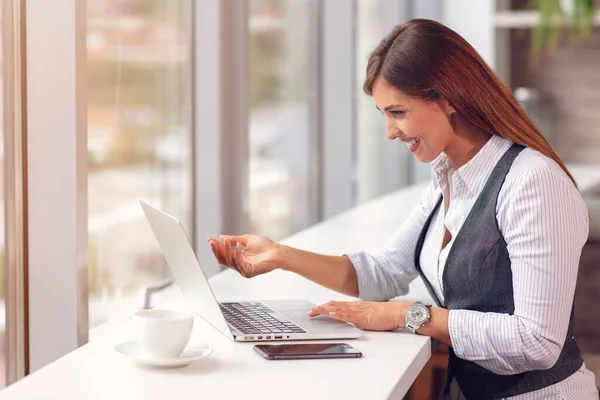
<box><xmin>376</xmin><ymin>104</ymin><xmax>404</xmax><ymax>111</ymax></box>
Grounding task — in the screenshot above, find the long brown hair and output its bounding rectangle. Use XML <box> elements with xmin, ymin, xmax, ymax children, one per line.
<box><xmin>363</xmin><ymin>19</ymin><xmax>577</xmax><ymax>186</ymax></box>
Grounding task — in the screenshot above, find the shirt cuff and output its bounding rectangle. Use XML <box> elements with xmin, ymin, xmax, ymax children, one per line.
<box><xmin>448</xmin><ymin>309</ymin><xmax>470</xmax><ymax>360</ymax></box>
<box><xmin>345</xmin><ymin>251</ymin><xmax>375</xmax><ymax>300</ymax></box>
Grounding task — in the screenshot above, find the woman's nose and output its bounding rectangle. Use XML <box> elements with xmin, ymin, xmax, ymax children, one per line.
<box><xmin>386</xmin><ymin>125</ymin><xmax>400</xmax><ymax>141</ymax></box>
<box><xmin>385</xmin><ymin>118</ymin><xmax>401</xmax><ymax>140</ymax></box>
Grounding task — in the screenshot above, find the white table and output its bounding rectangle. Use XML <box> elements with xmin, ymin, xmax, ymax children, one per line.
<box><xmin>0</xmin><ymin>182</ymin><xmax>434</xmax><ymax>400</ymax></box>
<box><xmin>2</xmin><ymin>165</ymin><xmax>599</xmax><ymax>400</ymax></box>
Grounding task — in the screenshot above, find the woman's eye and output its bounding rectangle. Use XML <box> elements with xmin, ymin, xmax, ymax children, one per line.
<box><xmin>379</xmin><ymin>110</ymin><xmax>405</xmax><ymax>118</ymax></box>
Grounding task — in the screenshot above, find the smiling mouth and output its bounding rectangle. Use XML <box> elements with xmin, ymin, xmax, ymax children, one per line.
<box><xmin>404</xmin><ymin>138</ymin><xmax>420</xmax><ymax>148</ymax></box>
<box><xmin>402</xmin><ymin>138</ymin><xmax>421</xmax><ymax>153</ymax></box>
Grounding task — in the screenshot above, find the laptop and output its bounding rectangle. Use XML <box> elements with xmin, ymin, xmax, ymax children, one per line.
<box><xmin>140</xmin><ymin>201</ymin><xmax>363</xmax><ymax>342</ymax></box>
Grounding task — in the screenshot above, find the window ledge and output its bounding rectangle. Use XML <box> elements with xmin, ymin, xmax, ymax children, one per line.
<box><xmin>495</xmin><ymin>10</ymin><xmax>600</xmax><ymax>29</ymax></box>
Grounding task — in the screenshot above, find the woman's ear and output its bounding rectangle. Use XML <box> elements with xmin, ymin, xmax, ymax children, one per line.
<box><xmin>438</xmin><ymin>98</ymin><xmax>456</xmax><ymax>116</ymax></box>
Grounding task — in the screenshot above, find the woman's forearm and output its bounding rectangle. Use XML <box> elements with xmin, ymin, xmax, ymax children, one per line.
<box><xmin>275</xmin><ymin>244</ymin><xmax>359</xmax><ymax>297</ymax></box>
<box><xmin>415</xmin><ymin>307</ymin><xmax>452</xmax><ymax>347</ymax></box>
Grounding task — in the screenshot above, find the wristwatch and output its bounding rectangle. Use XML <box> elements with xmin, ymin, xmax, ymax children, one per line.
<box><xmin>405</xmin><ymin>302</ymin><xmax>432</xmax><ymax>334</ymax></box>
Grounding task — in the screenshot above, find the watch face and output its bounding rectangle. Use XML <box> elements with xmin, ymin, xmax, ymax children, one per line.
<box><xmin>408</xmin><ymin>304</ymin><xmax>429</xmax><ymax>324</ymax></box>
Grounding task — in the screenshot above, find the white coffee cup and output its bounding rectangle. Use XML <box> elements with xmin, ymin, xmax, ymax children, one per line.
<box><xmin>134</xmin><ymin>309</ymin><xmax>194</xmax><ymax>360</ymax></box>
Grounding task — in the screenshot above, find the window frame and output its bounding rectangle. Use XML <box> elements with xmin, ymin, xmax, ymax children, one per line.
<box><xmin>3</xmin><ymin>0</ymin><xmax>29</xmax><ymax>384</ymax></box>
<box><xmin>24</xmin><ymin>0</ymin><xmax>88</xmax><ymax>373</ymax></box>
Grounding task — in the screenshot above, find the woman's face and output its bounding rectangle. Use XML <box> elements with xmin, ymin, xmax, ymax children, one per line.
<box><xmin>371</xmin><ymin>78</ymin><xmax>455</xmax><ymax>163</ymax></box>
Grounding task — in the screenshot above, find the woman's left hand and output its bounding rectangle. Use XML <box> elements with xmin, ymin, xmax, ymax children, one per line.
<box><xmin>308</xmin><ymin>300</ymin><xmax>412</xmax><ymax>331</ymax></box>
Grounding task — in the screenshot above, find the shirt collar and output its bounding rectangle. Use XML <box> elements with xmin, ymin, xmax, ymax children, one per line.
<box><xmin>431</xmin><ymin>151</ymin><xmax>451</xmax><ymax>191</ymax></box>
<box><xmin>430</xmin><ymin>135</ymin><xmax>513</xmax><ymax>196</ymax></box>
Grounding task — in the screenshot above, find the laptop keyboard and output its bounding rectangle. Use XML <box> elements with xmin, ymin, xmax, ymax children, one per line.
<box><xmin>220</xmin><ymin>302</ymin><xmax>306</xmax><ymax>335</ymax></box>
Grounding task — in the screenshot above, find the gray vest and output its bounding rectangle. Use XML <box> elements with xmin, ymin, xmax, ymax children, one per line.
<box><xmin>414</xmin><ymin>144</ymin><xmax>583</xmax><ymax>399</ymax></box>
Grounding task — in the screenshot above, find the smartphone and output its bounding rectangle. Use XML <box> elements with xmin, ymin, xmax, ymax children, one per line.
<box><xmin>253</xmin><ymin>343</ymin><xmax>362</xmax><ymax>360</ymax></box>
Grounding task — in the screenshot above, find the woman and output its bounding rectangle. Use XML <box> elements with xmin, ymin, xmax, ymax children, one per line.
<box><xmin>208</xmin><ymin>19</ymin><xmax>598</xmax><ymax>399</ymax></box>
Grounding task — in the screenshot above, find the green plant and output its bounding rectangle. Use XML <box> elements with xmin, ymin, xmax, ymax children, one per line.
<box><xmin>530</xmin><ymin>0</ymin><xmax>596</xmax><ymax>64</ymax></box>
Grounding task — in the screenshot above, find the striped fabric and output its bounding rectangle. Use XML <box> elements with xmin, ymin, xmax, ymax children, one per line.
<box><xmin>347</xmin><ymin>135</ymin><xmax>598</xmax><ymax>399</ymax></box>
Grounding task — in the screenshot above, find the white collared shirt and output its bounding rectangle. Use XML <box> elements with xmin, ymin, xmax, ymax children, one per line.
<box><xmin>348</xmin><ymin>135</ymin><xmax>598</xmax><ymax>399</ymax></box>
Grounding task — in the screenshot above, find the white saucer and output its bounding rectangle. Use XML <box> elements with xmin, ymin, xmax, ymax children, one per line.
<box><xmin>115</xmin><ymin>341</ymin><xmax>213</xmax><ymax>368</ymax></box>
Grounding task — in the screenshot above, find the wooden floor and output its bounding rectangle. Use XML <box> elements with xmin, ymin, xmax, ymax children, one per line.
<box><xmin>405</xmin><ymin>345</ymin><xmax>449</xmax><ymax>400</ymax></box>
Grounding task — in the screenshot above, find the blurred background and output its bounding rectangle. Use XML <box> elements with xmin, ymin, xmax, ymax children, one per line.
<box><xmin>0</xmin><ymin>0</ymin><xmax>599</xmax><ymax>394</ymax></box>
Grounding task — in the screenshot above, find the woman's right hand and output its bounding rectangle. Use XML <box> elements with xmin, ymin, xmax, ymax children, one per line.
<box><xmin>207</xmin><ymin>234</ymin><xmax>280</xmax><ymax>278</ymax></box>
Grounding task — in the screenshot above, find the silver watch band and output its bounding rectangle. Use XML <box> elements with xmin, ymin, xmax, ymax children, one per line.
<box><xmin>405</xmin><ymin>322</ymin><xmax>419</xmax><ymax>334</ymax></box>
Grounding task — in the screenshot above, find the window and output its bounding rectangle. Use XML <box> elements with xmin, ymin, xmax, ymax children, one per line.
<box><xmin>248</xmin><ymin>0</ymin><xmax>319</xmax><ymax>240</ymax></box>
<box><xmin>87</xmin><ymin>0</ymin><xmax>193</xmax><ymax>329</ymax></box>
<box><xmin>355</xmin><ymin>0</ymin><xmax>394</xmax><ymax>204</ymax></box>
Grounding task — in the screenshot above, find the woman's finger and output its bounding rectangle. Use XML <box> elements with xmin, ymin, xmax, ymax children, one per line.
<box><xmin>223</xmin><ymin>240</ymin><xmax>238</xmax><ymax>271</ymax></box>
<box><xmin>234</xmin><ymin>242</ymin><xmax>250</xmax><ymax>278</ymax></box>
<box><xmin>220</xmin><ymin>234</ymin><xmax>250</xmax><ymax>247</ymax></box>
<box><xmin>208</xmin><ymin>239</ymin><xmax>227</xmax><ymax>265</ymax></box>
<box><xmin>223</xmin><ymin>239</ymin><xmax>232</xmax><ymax>265</ymax></box>
<box><xmin>308</xmin><ymin>302</ymin><xmax>348</xmax><ymax>317</ymax></box>
<box><xmin>216</xmin><ymin>241</ymin><xmax>239</xmax><ymax>273</ymax></box>
<box><xmin>329</xmin><ymin>312</ymin><xmax>361</xmax><ymax>326</ymax></box>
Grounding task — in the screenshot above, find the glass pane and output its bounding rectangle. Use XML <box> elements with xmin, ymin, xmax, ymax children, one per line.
<box><xmin>87</xmin><ymin>0</ymin><xmax>193</xmax><ymax>329</ymax></box>
<box><xmin>355</xmin><ymin>0</ymin><xmax>391</xmax><ymax>204</ymax></box>
<box><xmin>248</xmin><ymin>0</ymin><xmax>317</xmax><ymax>240</ymax></box>
<box><xmin>0</xmin><ymin>1</ymin><xmax>5</xmax><ymax>388</ymax></box>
